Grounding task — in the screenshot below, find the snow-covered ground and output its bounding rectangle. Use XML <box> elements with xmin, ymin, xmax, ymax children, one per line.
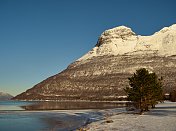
<box><xmin>83</xmin><ymin>101</ymin><xmax>176</xmax><ymax>131</ymax></box>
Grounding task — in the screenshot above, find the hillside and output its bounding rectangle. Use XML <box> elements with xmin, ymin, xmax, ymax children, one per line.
<box><xmin>13</xmin><ymin>24</ymin><xmax>176</xmax><ymax>101</ymax></box>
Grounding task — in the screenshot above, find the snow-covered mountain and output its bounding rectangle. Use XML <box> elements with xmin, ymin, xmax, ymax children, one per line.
<box><xmin>13</xmin><ymin>24</ymin><xmax>176</xmax><ymax>101</ymax></box>
<box><xmin>79</xmin><ymin>24</ymin><xmax>176</xmax><ymax>60</ymax></box>
<box><xmin>0</xmin><ymin>92</ymin><xmax>13</xmax><ymax>100</ymax></box>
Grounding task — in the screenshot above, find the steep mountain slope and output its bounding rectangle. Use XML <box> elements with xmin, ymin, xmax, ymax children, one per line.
<box><xmin>13</xmin><ymin>24</ymin><xmax>176</xmax><ymax>101</ymax></box>
<box><xmin>0</xmin><ymin>92</ymin><xmax>13</xmax><ymax>100</ymax></box>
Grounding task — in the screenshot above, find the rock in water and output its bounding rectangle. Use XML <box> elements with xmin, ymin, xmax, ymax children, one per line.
<box><xmin>13</xmin><ymin>24</ymin><xmax>176</xmax><ymax>101</ymax></box>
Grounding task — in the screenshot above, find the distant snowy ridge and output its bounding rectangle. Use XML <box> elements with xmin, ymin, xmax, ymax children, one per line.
<box><xmin>0</xmin><ymin>92</ymin><xmax>13</xmax><ymax>100</ymax></box>
<box><xmin>78</xmin><ymin>24</ymin><xmax>176</xmax><ymax>61</ymax></box>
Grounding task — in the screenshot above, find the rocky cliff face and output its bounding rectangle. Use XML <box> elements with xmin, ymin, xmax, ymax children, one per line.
<box><xmin>13</xmin><ymin>24</ymin><xmax>176</xmax><ymax>101</ymax></box>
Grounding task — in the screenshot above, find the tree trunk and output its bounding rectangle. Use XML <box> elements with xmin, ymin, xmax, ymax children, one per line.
<box><xmin>152</xmin><ymin>104</ymin><xmax>155</xmax><ymax>108</ymax></box>
<box><xmin>140</xmin><ymin>109</ymin><xmax>143</xmax><ymax>115</ymax></box>
<box><xmin>145</xmin><ymin>106</ymin><xmax>149</xmax><ymax>111</ymax></box>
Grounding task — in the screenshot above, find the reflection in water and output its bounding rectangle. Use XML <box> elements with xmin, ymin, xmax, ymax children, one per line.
<box><xmin>21</xmin><ymin>101</ymin><xmax>127</xmax><ymax>110</ymax></box>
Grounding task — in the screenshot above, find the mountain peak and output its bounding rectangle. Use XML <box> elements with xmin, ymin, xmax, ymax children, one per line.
<box><xmin>102</xmin><ymin>25</ymin><xmax>135</xmax><ymax>36</ymax></box>
<box><xmin>79</xmin><ymin>24</ymin><xmax>176</xmax><ymax>61</ymax></box>
<box><xmin>96</xmin><ymin>25</ymin><xmax>135</xmax><ymax>47</ymax></box>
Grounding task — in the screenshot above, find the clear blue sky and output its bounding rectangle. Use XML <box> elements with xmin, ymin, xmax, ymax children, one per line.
<box><xmin>0</xmin><ymin>0</ymin><xmax>176</xmax><ymax>96</ymax></box>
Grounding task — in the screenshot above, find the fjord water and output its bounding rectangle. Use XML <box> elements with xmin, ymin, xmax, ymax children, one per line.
<box><xmin>0</xmin><ymin>101</ymin><xmax>126</xmax><ymax>131</ymax></box>
<box><xmin>0</xmin><ymin>110</ymin><xmax>90</xmax><ymax>131</ymax></box>
<box><xmin>0</xmin><ymin>101</ymin><xmax>35</xmax><ymax>111</ymax></box>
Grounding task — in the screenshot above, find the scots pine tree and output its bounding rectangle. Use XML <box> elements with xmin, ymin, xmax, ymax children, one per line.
<box><xmin>125</xmin><ymin>68</ymin><xmax>163</xmax><ymax>113</ymax></box>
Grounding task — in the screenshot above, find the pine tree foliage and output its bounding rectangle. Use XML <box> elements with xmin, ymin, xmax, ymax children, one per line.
<box><xmin>125</xmin><ymin>68</ymin><xmax>163</xmax><ymax>113</ymax></box>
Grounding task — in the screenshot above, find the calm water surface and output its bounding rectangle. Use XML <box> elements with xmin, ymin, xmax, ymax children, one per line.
<box><xmin>0</xmin><ymin>101</ymin><xmax>127</xmax><ymax>131</ymax></box>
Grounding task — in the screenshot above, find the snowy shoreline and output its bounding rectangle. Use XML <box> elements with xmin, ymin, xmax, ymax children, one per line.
<box><xmin>1</xmin><ymin>101</ymin><xmax>175</xmax><ymax>130</ymax></box>
<box><xmin>80</xmin><ymin>101</ymin><xmax>176</xmax><ymax>131</ymax></box>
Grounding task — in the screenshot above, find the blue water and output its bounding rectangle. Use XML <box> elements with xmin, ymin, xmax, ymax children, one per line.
<box><xmin>0</xmin><ymin>101</ymin><xmax>35</xmax><ymax>110</ymax></box>
<box><xmin>0</xmin><ymin>111</ymin><xmax>92</xmax><ymax>131</ymax></box>
<box><xmin>1</xmin><ymin>101</ymin><xmax>121</xmax><ymax>131</ymax></box>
